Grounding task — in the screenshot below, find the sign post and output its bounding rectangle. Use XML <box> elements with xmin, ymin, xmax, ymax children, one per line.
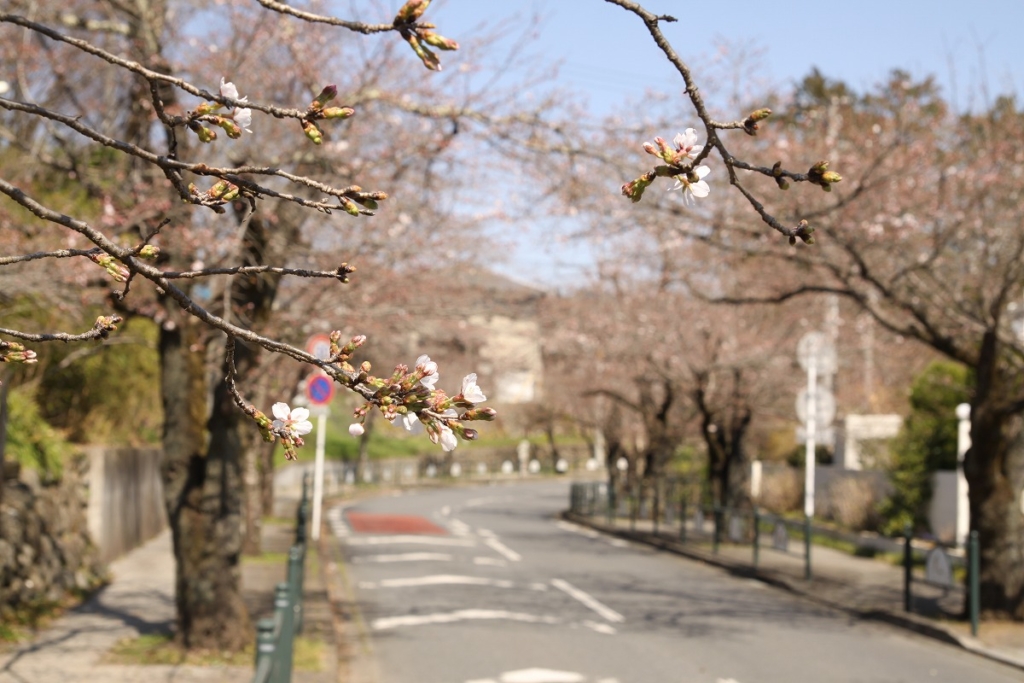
<box><xmin>305</xmin><ymin>372</ymin><xmax>335</xmax><ymax>541</ymax></box>
<box><xmin>796</xmin><ymin>331</ymin><xmax>837</xmax><ymax>519</ymax></box>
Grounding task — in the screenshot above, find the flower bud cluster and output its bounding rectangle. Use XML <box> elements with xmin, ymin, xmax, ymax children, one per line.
<box><xmin>626</xmin><ymin>128</ymin><xmax>712</xmax><ymax>207</ymax></box>
<box><xmin>189</xmin><ymin>180</ymin><xmax>241</xmax><ymax>205</ymax></box>
<box><xmin>788</xmin><ymin>220</ymin><xmax>816</xmax><ymax>246</ymax></box>
<box><xmin>345</xmin><ymin>352</ymin><xmax>495</xmax><ymax>453</ymax></box>
<box><xmin>743</xmin><ymin>108</ymin><xmax>772</xmax><ymax>135</ymax></box>
<box><xmin>392</xmin><ymin>0</ymin><xmax>459</xmax><ymax>71</ymax></box>
<box><xmin>807</xmin><ymin>160</ymin><xmax>842</xmax><ymax>192</ymax></box>
<box><xmin>93</xmin><ymin>315</ymin><xmax>122</xmax><ymax>338</ymax></box>
<box><xmin>300</xmin><ymin>85</ymin><xmax>355</xmax><ymax>146</ymax></box>
<box><xmin>189</xmin><ymin>78</ymin><xmax>253</xmax><ymax>143</ymax></box>
<box><xmin>0</xmin><ymin>340</ymin><xmax>38</xmax><ymax>365</ymax></box>
<box><xmin>88</xmin><ymin>252</ymin><xmax>130</xmax><ymax>282</ymax></box>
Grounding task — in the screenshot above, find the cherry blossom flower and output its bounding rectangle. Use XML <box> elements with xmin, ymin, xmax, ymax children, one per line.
<box><xmin>272</xmin><ymin>402</ymin><xmax>313</xmax><ymax>438</ymax></box>
<box><xmin>672</xmin><ymin>128</ymin><xmax>703</xmax><ymax>160</ymax></box>
<box><xmin>671</xmin><ymin>165</ymin><xmax>711</xmax><ymax>206</ymax></box>
<box><xmin>460</xmin><ymin>373</ymin><xmax>486</xmax><ymax>403</ymax></box>
<box><xmin>439</xmin><ymin>424</ymin><xmax>458</xmax><ymax>452</ymax></box>
<box><xmin>392</xmin><ymin>412</ymin><xmax>424</xmax><ymax>435</ymax></box>
<box><xmin>219</xmin><ymin>77</ymin><xmax>252</xmax><ymax>134</ymax></box>
<box><xmin>415</xmin><ymin>354</ymin><xmax>439</xmax><ymax>389</ymax></box>
<box><xmin>348</xmin><ymin>423</ymin><xmax>365</xmax><ymax>437</ymax></box>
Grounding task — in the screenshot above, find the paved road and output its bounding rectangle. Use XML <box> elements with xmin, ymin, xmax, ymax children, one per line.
<box><xmin>331</xmin><ymin>480</ymin><xmax>1020</xmax><ymax>683</ymax></box>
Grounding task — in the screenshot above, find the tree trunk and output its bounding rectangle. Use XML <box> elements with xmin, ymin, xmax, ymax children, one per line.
<box><xmin>160</xmin><ymin>315</ymin><xmax>250</xmax><ymax>650</ymax></box>
<box><xmin>241</xmin><ymin>425</ymin><xmax>263</xmax><ymax>556</ymax></box>
<box><xmin>965</xmin><ymin>402</ymin><xmax>1024</xmax><ymax>620</ymax></box>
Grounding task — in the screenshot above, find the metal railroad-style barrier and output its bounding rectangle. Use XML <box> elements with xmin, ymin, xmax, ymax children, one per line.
<box><xmin>252</xmin><ymin>474</ymin><xmax>310</xmax><ymax>683</ymax></box>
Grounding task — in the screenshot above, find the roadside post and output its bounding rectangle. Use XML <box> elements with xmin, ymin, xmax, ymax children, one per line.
<box><xmin>305</xmin><ymin>372</ymin><xmax>335</xmax><ymax>542</ymax></box>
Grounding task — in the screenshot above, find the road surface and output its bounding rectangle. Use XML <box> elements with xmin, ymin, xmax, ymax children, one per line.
<box><xmin>330</xmin><ymin>480</ymin><xmax>1019</xmax><ymax>683</ymax></box>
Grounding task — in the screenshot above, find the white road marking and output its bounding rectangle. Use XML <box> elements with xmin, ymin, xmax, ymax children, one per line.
<box><xmin>582</xmin><ymin>620</ymin><xmax>617</xmax><ymax>635</ymax></box>
<box><xmin>449</xmin><ymin>519</ymin><xmax>472</xmax><ymax>536</ymax></box>
<box><xmin>607</xmin><ymin>539</ymin><xmax>629</xmax><ymax>548</ymax></box>
<box><xmin>529</xmin><ymin>582</ymin><xmax>549</xmax><ymax>591</ymax></box>
<box><xmin>360</xmin><ymin>574</ymin><xmax>514</xmax><ymax>589</ymax></box>
<box><xmin>371</xmin><ymin>609</ymin><xmax>559</xmax><ymax>631</ymax></box>
<box><xmin>716</xmin><ymin>679</ymin><xmax>742</xmax><ymax>683</ymax></box>
<box><xmin>556</xmin><ymin>520</ymin><xmax>599</xmax><ymax>538</ymax></box>
<box><xmin>484</xmin><ymin>538</ymin><xmax>522</xmax><ymax>562</ymax></box>
<box><xmin>500</xmin><ymin>669</ymin><xmax>585</xmax><ymax>683</ymax></box>
<box><xmin>351</xmin><ymin>552</ymin><xmax>453</xmax><ymax>564</ymax></box>
<box><xmin>473</xmin><ymin>557</ymin><xmax>507</xmax><ymax>567</ymax></box>
<box><xmin>550</xmin><ymin>579</ymin><xmax>624</xmax><ymax>623</ymax></box>
<box><xmin>477</xmin><ymin>528</ymin><xmax>496</xmax><ymax>538</ymax></box>
<box><xmin>344</xmin><ymin>535</ymin><xmax>474</xmax><ymax>547</ymax></box>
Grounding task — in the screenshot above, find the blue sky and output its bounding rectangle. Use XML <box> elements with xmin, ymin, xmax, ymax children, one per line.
<box><xmin>425</xmin><ymin>1</ymin><xmax>1024</xmax><ymax>284</ymax></box>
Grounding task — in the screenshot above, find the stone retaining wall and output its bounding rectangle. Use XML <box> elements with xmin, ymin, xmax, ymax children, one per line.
<box><xmin>0</xmin><ymin>456</ymin><xmax>105</xmax><ymax>622</ymax></box>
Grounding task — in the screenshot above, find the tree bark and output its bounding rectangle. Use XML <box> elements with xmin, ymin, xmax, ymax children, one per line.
<box><xmin>160</xmin><ymin>314</ymin><xmax>250</xmax><ymax>650</ymax></box>
<box><xmin>965</xmin><ymin>332</ymin><xmax>1024</xmax><ymax>619</ymax></box>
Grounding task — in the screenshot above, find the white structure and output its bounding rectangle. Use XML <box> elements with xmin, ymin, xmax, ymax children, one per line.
<box><xmin>956</xmin><ymin>403</ymin><xmax>971</xmax><ymax>547</ymax></box>
<box><xmin>841</xmin><ymin>414</ymin><xmax>902</xmax><ymax>470</ymax></box>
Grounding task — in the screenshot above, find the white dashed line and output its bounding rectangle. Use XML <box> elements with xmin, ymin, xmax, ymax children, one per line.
<box><xmin>360</xmin><ymin>574</ymin><xmax>515</xmax><ymax>590</ymax></box>
<box><xmin>344</xmin><ymin>535</ymin><xmax>475</xmax><ymax>547</ymax></box>
<box><xmin>550</xmin><ymin>579</ymin><xmax>624</xmax><ymax>623</ymax></box>
<box><xmin>351</xmin><ymin>552</ymin><xmax>453</xmax><ymax>564</ymax></box>
<box><xmin>484</xmin><ymin>538</ymin><xmax>522</xmax><ymax>562</ymax></box>
<box><xmin>371</xmin><ymin>609</ymin><xmax>559</xmax><ymax>631</ymax></box>
<box><xmin>582</xmin><ymin>620</ymin><xmax>617</xmax><ymax>635</ymax></box>
<box><xmin>473</xmin><ymin>557</ymin><xmax>507</xmax><ymax>567</ymax></box>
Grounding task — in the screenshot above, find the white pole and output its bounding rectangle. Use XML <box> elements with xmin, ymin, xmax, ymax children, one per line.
<box><xmin>804</xmin><ymin>354</ymin><xmax>817</xmax><ymax>518</ymax></box>
<box><xmin>311</xmin><ymin>410</ymin><xmax>327</xmax><ymax>541</ymax></box>
<box><xmin>955</xmin><ymin>403</ymin><xmax>971</xmax><ymax>547</ymax></box>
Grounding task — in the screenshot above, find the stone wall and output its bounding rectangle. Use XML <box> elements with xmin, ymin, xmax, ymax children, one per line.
<box><xmin>0</xmin><ymin>456</ymin><xmax>105</xmax><ymax>622</ymax></box>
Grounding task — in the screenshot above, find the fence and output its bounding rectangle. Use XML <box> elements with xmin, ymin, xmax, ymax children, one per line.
<box><xmin>569</xmin><ymin>480</ymin><xmax>815</xmax><ymax>578</ymax></box>
<box><xmin>252</xmin><ymin>474</ymin><xmax>310</xmax><ymax>683</ymax></box>
<box><xmin>570</xmin><ymin>479</ymin><xmax>980</xmax><ymax>628</ymax></box>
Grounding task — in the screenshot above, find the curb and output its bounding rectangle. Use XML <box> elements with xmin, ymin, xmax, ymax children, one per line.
<box><xmin>562</xmin><ymin>512</ymin><xmax>1024</xmax><ymax>674</ymax></box>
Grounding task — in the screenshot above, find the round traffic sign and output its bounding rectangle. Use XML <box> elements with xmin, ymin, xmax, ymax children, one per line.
<box><xmin>305</xmin><ymin>333</ymin><xmax>332</xmax><ymax>361</ymax></box>
<box><xmin>797</xmin><ymin>331</ymin><xmax>837</xmax><ymax>375</ymax></box>
<box><xmin>305</xmin><ymin>374</ymin><xmax>335</xmax><ymax>405</ymax></box>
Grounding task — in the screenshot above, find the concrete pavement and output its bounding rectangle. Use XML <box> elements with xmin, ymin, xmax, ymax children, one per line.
<box><xmin>0</xmin><ymin>523</ymin><xmax>337</xmax><ymax>683</ymax></box>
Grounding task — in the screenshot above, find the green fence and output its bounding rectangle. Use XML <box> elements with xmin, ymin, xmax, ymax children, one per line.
<box><xmin>252</xmin><ymin>474</ymin><xmax>311</xmax><ymax>683</ymax></box>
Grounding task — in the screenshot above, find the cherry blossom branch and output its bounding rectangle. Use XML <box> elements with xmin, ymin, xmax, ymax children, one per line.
<box><xmin>159</xmin><ymin>264</ymin><xmax>356</xmax><ymax>282</ymax></box>
<box><xmin>608</xmin><ymin>0</ymin><xmax>842</xmax><ymax>242</ymax></box>
<box><xmin>0</xmin><ymin>316</ymin><xmax>122</xmax><ymax>343</ymax></box>
<box><xmin>253</xmin><ymin>0</ymin><xmax>401</xmax><ymax>34</ymax></box>
<box><xmin>0</xmin><ymin>247</ymin><xmax>102</xmax><ymax>266</ymax></box>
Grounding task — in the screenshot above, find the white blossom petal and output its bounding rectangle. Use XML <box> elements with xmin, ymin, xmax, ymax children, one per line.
<box><xmin>690</xmin><ymin>180</ymin><xmax>710</xmax><ymax>198</ymax></box>
<box><xmin>272</xmin><ymin>402</ymin><xmax>290</xmax><ymax>420</ymax></box>
<box><xmin>439</xmin><ymin>425</ymin><xmax>458</xmax><ymax>452</ymax></box>
<box><xmin>220</xmin><ymin>77</ymin><xmax>240</xmax><ymax>100</ymax></box>
<box><xmin>461</xmin><ymin>373</ymin><xmax>487</xmax><ymax>403</ymax></box>
<box><xmin>349</xmin><ymin>423</ymin><xmax>365</xmax><ymax>436</ymax></box>
<box><xmin>293</xmin><ymin>420</ymin><xmax>313</xmax><ymax>436</ymax></box>
<box><xmin>232</xmin><ymin>107</ymin><xmax>252</xmax><ymax>133</ymax></box>
<box><xmin>694</xmin><ymin>165</ymin><xmax>711</xmax><ymax>179</ymax></box>
<box><xmin>290</xmin><ymin>406</ymin><xmax>310</xmax><ymax>423</ymax></box>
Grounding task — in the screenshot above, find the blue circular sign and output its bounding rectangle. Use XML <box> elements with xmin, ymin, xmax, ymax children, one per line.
<box><xmin>306</xmin><ymin>374</ymin><xmax>335</xmax><ymax>405</ymax></box>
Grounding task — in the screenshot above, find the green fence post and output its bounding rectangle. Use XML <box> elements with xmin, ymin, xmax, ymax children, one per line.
<box><xmin>713</xmin><ymin>505</ymin><xmax>721</xmax><ymax>554</ymax></box>
<box><xmin>288</xmin><ymin>544</ymin><xmax>305</xmax><ymax>635</ymax></box>
<box><xmin>679</xmin><ymin>499</ymin><xmax>687</xmax><ymax>543</ymax></box>
<box><xmin>753</xmin><ymin>507</ymin><xmax>760</xmax><ymax>569</ymax></box>
<box><xmin>804</xmin><ymin>515</ymin><xmax>812</xmax><ymax>580</ymax></box>
<box><xmin>903</xmin><ymin>524</ymin><xmax>913</xmax><ymax>613</ymax></box>
<box><xmin>253</xmin><ymin>618</ymin><xmax>276</xmax><ymax>683</ymax></box>
<box><xmin>970</xmin><ymin>530</ymin><xmax>980</xmax><ymax>637</ymax></box>
<box><xmin>274</xmin><ymin>583</ymin><xmax>294</xmax><ymax>683</ymax></box>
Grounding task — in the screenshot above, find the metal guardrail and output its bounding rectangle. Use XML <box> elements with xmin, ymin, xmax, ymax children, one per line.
<box><xmin>571</xmin><ymin>480</ymin><xmax>981</xmax><ymax>631</ymax></box>
<box><xmin>252</xmin><ymin>474</ymin><xmax>310</xmax><ymax>683</ymax></box>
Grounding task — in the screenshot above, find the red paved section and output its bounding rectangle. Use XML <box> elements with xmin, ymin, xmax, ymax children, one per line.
<box><xmin>346</xmin><ymin>512</ymin><xmax>448</xmax><ymax>535</ymax></box>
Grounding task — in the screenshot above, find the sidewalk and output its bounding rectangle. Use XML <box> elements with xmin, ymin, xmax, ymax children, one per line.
<box><xmin>0</xmin><ymin>523</ymin><xmax>338</xmax><ymax>683</ymax></box>
<box><xmin>564</xmin><ymin>511</ymin><xmax>1024</xmax><ymax>673</ymax></box>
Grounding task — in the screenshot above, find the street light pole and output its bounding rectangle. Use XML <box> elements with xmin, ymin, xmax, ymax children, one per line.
<box><xmin>955</xmin><ymin>403</ymin><xmax>971</xmax><ymax>547</ymax></box>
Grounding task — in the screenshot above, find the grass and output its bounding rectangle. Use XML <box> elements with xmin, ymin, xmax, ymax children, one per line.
<box><xmin>104</xmin><ymin>632</ymin><xmax>325</xmax><ymax>670</ymax></box>
<box><xmin>241</xmin><ymin>551</ymin><xmax>290</xmax><ymax>565</ymax></box>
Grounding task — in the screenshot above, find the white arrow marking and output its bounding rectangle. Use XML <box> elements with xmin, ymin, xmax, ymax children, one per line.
<box><xmin>551</xmin><ymin>579</ymin><xmax>624</xmax><ymax>623</ymax></box>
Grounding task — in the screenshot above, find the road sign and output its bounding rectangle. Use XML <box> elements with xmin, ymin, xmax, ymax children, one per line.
<box><xmin>305</xmin><ymin>333</ymin><xmax>332</xmax><ymax>361</ymax></box>
<box><xmin>797</xmin><ymin>331</ymin><xmax>837</xmax><ymax>375</ymax></box>
<box><xmin>305</xmin><ymin>373</ymin><xmax>335</xmax><ymax>405</ymax></box>
<box><xmin>796</xmin><ymin>387</ymin><xmax>836</xmax><ymax>426</ymax></box>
